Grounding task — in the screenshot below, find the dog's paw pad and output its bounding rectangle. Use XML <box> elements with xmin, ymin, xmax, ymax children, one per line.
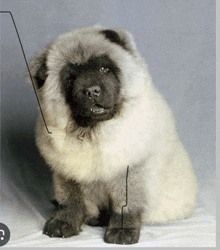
<box><xmin>43</xmin><ymin>219</ymin><xmax>80</xmax><ymax>238</ymax></box>
<box><xmin>104</xmin><ymin>228</ymin><xmax>140</xmax><ymax>245</ymax></box>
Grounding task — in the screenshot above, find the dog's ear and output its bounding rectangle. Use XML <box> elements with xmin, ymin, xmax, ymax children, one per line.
<box><xmin>100</xmin><ymin>29</ymin><xmax>139</xmax><ymax>55</ymax></box>
<box><xmin>29</xmin><ymin>46</ymin><xmax>50</xmax><ymax>89</ymax></box>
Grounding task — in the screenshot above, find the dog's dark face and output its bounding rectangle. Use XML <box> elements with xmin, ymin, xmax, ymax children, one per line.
<box><xmin>60</xmin><ymin>55</ymin><xmax>121</xmax><ymax>127</ymax></box>
<box><xmin>30</xmin><ymin>27</ymin><xmax>143</xmax><ymax>129</ymax></box>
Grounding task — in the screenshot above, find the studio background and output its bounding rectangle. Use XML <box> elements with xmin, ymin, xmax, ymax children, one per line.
<box><xmin>0</xmin><ymin>0</ymin><xmax>216</xmax><ymax>247</ymax></box>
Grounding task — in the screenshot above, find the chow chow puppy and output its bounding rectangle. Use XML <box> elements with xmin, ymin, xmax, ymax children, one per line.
<box><xmin>29</xmin><ymin>25</ymin><xmax>197</xmax><ymax>244</ymax></box>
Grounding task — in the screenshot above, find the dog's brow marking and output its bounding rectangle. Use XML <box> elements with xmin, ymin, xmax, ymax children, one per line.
<box><xmin>121</xmin><ymin>166</ymin><xmax>129</xmax><ymax>230</ymax></box>
<box><xmin>0</xmin><ymin>11</ymin><xmax>52</xmax><ymax>134</ymax></box>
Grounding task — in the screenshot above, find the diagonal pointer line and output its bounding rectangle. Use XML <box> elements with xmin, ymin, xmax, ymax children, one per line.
<box><xmin>2</xmin><ymin>10</ymin><xmax>133</xmax><ymax>236</ymax></box>
<box><xmin>1</xmin><ymin>11</ymin><xmax>52</xmax><ymax>134</ymax></box>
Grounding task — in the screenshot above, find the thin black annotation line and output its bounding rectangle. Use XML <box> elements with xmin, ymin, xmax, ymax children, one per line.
<box><xmin>1</xmin><ymin>11</ymin><xmax>129</xmax><ymax>230</ymax></box>
<box><xmin>121</xmin><ymin>166</ymin><xmax>129</xmax><ymax>230</ymax></box>
<box><xmin>0</xmin><ymin>11</ymin><xmax>52</xmax><ymax>134</ymax></box>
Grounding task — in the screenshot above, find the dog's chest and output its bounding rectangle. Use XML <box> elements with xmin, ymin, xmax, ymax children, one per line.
<box><xmin>47</xmin><ymin>128</ymin><xmax>143</xmax><ymax>182</ymax></box>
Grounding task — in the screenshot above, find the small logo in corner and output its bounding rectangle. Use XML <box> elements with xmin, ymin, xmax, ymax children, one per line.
<box><xmin>0</xmin><ymin>223</ymin><xmax>10</xmax><ymax>247</ymax></box>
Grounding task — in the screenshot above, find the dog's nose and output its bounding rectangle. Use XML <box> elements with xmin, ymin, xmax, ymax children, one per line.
<box><xmin>85</xmin><ymin>86</ymin><xmax>101</xmax><ymax>99</ymax></box>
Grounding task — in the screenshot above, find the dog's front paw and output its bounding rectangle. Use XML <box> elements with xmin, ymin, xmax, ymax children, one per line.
<box><xmin>104</xmin><ymin>228</ymin><xmax>140</xmax><ymax>245</ymax></box>
<box><xmin>43</xmin><ymin>218</ymin><xmax>81</xmax><ymax>238</ymax></box>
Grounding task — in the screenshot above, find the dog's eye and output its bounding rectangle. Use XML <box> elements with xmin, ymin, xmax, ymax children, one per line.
<box><xmin>99</xmin><ymin>67</ymin><xmax>110</xmax><ymax>73</ymax></box>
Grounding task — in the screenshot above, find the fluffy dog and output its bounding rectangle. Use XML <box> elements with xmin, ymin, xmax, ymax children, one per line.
<box><xmin>29</xmin><ymin>26</ymin><xmax>197</xmax><ymax>244</ymax></box>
